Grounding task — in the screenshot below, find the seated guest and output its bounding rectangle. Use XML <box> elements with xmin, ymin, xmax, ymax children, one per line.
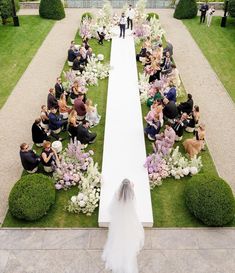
<box><xmin>78</xmin><ymin>46</ymin><xmax>88</xmax><ymax>66</ymax></box>
<box><xmin>146</xmin><ymin>89</ymin><xmax>163</xmax><ymax>108</ymax></box>
<box><xmin>163</xmin><ymin>40</ymin><xmax>173</xmax><ymax>57</ymax></box>
<box><xmin>68</xmin><ymin>110</ymin><xmax>78</xmax><ymax>140</ymax></box>
<box><xmin>72</xmin><ymin>55</ymin><xmax>85</xmax><ymax>74</ymax></box>
<box><xmin>167</xmin><ymin>64</ymin><xmax>180</xmax><ymax>88</ymax></box>
<box><xmin>68</xmin><ymin>46</ymin><xmax>77</xmax><ymax>66</ymax></box>
<box><xmin>40</xmin><ymin>105</ymin><xmax>49</xmax><ymax>129</ymax></box>
<box><xmin>148</xmin><ymin>63</ymin><xmax>161</xmax><ymax>83</ymax></box>
<box><xmin>49</xmin><ymin>107</ymin><xmax>67</xmax><ymax>134</ymax></box>
<box><xmin>70</xmin><ymin>80</ymin><xmax>80</xmax><ymax>102</ymax></box>
<box><xmin>172</xmin><ymin>113</ymin><xmax>189</xmax><ymax>141</ymax></box>
<box><xmin>153</xmin><ymin>123</ymin><xmax>176</xmax><ymax>156</ymax></box>
<box><xmin>144</xmin><ymin>107</ymin><xmax>162</xmax><ymax>141</ymax></box>
<box><xmin>186</xmin><ymin>105</ymin><xmax>200</xmax><ymax>132</ymax></box>
<box><xmin>47</xmin><ymin>88</ymin><xmax>58</xmax><ymax>110</ymax></box>
<box><xmin>20</xmin><ymin>143</ymin><xmax>40</xmax><ymax>173</ymax></box>
<box><xmin>82</xmin><ymin>36</ymin><xmax>90</xmax><ymax>50</ymax></box>
<box><xmin>32</xmin><ymin>118</ymin><xmax>49</xmax><ymax>146</ymax></box>
<box><xmin>163</xmin><ymin>98</ymin><xmax>178</xmax><ymax>120</ymax></box>
<box><xmin>40</xmin><ymin>141</ymin><xmax>60</xmax><ymax>172</ymax></box>
<box><xmin>74</xmin><ymin>94</ymin><xmax>87</xmax><ymax>120</ymax></box>
<box><xmin>161</xmin><ymin>51</ymin><xmax>172</xmax><ymax>75</ymax></box>
<box><xmin>164</xmin><ymin>82</ymin><xmax>177</xmax><ymax>103</ymax></box>
<box><xmin>136</xmin><ymin>42</ymin><xmax>147</xmax><ymax>62</ymax></box>
<box><xmin>86</xmin><ymin>47</ymin><xmax>93</xmax><ymax>60</ymax></box>
<box><xmin>77</xmin><ymin>120</ymin><xmax>97</xmax><ymax>144</ymax></box>
<box><xmin>177</xmin><ymin>94</ymin><xmax>194</xmax><ymax>115</ymax></box>
<box><xmin>97</xmin><ymin>26</ymin><xmax>106</xmax><ymax>45</ymax></box>
<box><xmin>55</xmin><ymin>77</ymin><xmax>66</xmax><ymax>100</ymax></box>
<box><xmin>183</xmin><ymin>123</ymin><xmax>206</xmax><ymax>158</ymax></box>
<box><xmin>85</xmin><ymin>99</ymin><xmax>101</xmax><ymax>127</ymax></box>
<box><xmin>58</xmin><ymin>93</ymin><xmax>72</xmax><ymax>119</ymax></box>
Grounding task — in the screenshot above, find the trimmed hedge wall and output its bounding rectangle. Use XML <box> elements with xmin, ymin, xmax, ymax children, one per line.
<box><xmin>39</xmin><ymin>0</ymin><xmax>65</xmax><ymax>20</ymax></box>
<box><xmin>9</xmin><ymin>174</ymin><xmax>55</xmax><ymax>221</ymax></box>
<box><xmin>185</xmin><ymin>176</ymin><xmax>235</xmax><ymax>226</ymax></box>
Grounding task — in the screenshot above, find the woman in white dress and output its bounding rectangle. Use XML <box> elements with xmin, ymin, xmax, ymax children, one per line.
<box><xmin>102</xmin><ymin>179</ymin><xmax>145</xmax><ymax>273</ymax></box>
<box><xmin>85</xmin><ymin>99</ymin><xmax>101</xmax><ymax>126</ymax></box>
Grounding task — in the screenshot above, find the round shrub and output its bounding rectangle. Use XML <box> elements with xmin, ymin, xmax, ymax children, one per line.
<box><xmin>185</xmin><ymin>176</ymin><xmax>235</xmax><ymax>226</ymax></box>
<box><xmin>81</xmin><ymin>12</ymin><xmax>93</xmax><ymax>22</ymax></box>
<box><xmin>9</xmin><ymin>174</ymin><xmax>56</xmax><ymax>221</ymax></box>
<box><xmin>174</xmin><ymin>0</ymin><xmax>198</xmax><ymax>19</ymax></box>
<box><xmin>39</xmin><ymin>0</ymin><xmax>65</xmax><ymax>20</ymax></box>
<box><xmin>146</xmin><ymin>12</ymin><xmax>159</xmax><ymax>21</ymax></box>
<box><xmin>228</xmin><ymin>0</ymin><xmax>235</xmax><ymax>18</ymax></box>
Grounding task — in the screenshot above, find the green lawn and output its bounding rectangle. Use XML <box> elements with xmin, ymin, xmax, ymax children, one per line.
<box><xmin>0</xmin><ymin>16</ymin><xmax>55</xmax><ymax>109</ymax></box>
<box><xmin>183</xmin><ymin>16</ymin><xmax>235</xmax><ymax>103</ymax></box>
<box><xmin>2</xmin><ymin>36</ymin><xmax>111</xmax><ymax>228</ymax></box>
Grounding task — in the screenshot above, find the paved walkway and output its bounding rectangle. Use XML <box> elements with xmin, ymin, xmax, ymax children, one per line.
<box><xmin>157</xmin><ymin>9</ymin><xmax>235</xmax><ymax>191</ymax></box>
<box><xmin>0</xmin><ymin>9</ymin><xmax>82</xmax><ymax>224</ymax></box>
<box><xmin>0</xmin><ymin>228</ymin><xmax>235</xmax><ymax>273</ymax></box>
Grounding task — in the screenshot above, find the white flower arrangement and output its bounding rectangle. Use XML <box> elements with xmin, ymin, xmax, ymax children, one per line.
<box><xmin>138</xmin><ymin>72</ymin><xmax>150</xmax><ymax>103</ymax></box>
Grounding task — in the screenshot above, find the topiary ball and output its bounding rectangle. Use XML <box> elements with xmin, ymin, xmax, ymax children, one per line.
<box><xmin>146</xmin><ymin>12</ymin><xmax>159</xmax><ymax>21</ymax></box>
<box><xmin>39</xmin><ymin>0</ymin><xmax>65</xmax><ymax>20</ymax></box>
<box><xmin>9</xmin><ymin>174</ymin><xmax>56</xmax><ymax>221</ymax></box>
<box><xmin>174</xmin><ymin>0</ymin><xmax>198</xmax><ymax>19</ymax></box>
<box><xmin>81</xmin><ymin>12</ymin><xmax>93</xmax><ymax>22</ymax></box>
<box><xmin>185</xmin><ymin>176</ymin><xmax>235</xmax><ymax>226</ymax></box>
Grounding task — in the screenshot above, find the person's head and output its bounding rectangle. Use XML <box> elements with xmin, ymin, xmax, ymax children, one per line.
<box><xmin>43</xmin><ymin>141</ymin><xmax>52</xmax><ymax>150</ymax></box>
<box><xmin>49</xmin><ymin>88</ymin><xmax>55</xmax><ymax>95</ymax></box>
<box><xmin>82</xmin><ymin>120</ymin><xmax>90</xmax><ymax>128</ymax></box>
<box><xmin>188</xmin><ymin>93</ymin><xmax>192</xmax><ymax>100</ymax></box>
<box><xmin>34</xmin><ymin>118</ymin><xmax>41</xmax><ymax>125</ymax></box>
<box><xmin>59</xmin><ymin>93</ymin><xmax>66</xmax><ymax>101</ymax></box>
<box><xmin>103</xmin><ymin>25</ymin><xmax>106</xmax><ymax>29</ymax></box>
<box><xmin>169</xmin><ymin>81</ymin><xmax>175</xmax><ymax>87</ymax></box>
<box><xmin>163</xmin><ymin>97</ymin><xmax>169</xmax><ymax>105</ymax></box>
<box><xmin>194</xmin><ymin>105</ymin><xmax>199</xmax><ymax>112</ymax></box>
<box><xmin>122</xmin><ymin>12</ymin><xmax>125</xmax><ymax>17</ymax></box>
<box><xmin>129</xmin><ymin>4</ymin><xmax>132</xmax><ymax>8</ymax></box>
<box><xmin>171</xmin><ymin>64</ymin><xmax>176</xmax><ymax>69</ymax></box>
<box><xmin>73</xmin><ymin>80</ymin><xmax>79</xmax><ymax>87</ymax></box>
<box><xmin>50</xmin><ymin>107</ymin><xmax>57</xmax><ymax>114</ymax></box>
<box><xmin>118</xmin><ymin>179</ymin><xmax>134</xmax><ymax>202</ymax></box>
<box><xmin>85</xmin><ymin>99</ymin><xmax>92</xmax><ymax>107</ymax></box>
<box><xmin>41</xmin><ymin>105</ymin><xmax>47</xmax><ymax>111</ymax></box>
<box><xmin>57</xmin><ymin>77</ymin><xmax>62</xmax><ymax>84</ymax></box>
<box><xmin>88</xmin><ymin>47</ymin><xmax>92</xmax><ymax>53</ymax></box>
<box><xmin>77</xmin><ymin>93</ymin><xmax>84</xmax><ymax>100</ymax></box>
<box><xmin>20</xmin><ymin>143</ymin><xmax>29</xmax><ymax>152</ymax></box>
<box><xmin>165</xmin><ymin>121</ymin><xmax>172</xmax><ymax>130</ymax></box>
<box><xmin>165</xmin><ymin>51</ymin><xmax>170</xmax><ymax>58</ymax></box>
<box><xmin>199</xmin><ymin>123</ymin><xmax>205</xmax><ymax>131</ymax></box>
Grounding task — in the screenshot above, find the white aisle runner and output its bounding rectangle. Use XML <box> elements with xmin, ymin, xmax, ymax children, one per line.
<box><xmin>98</xmin><ymin>32</ymin><xmax>153</xmax><ymax>227</ymax></box>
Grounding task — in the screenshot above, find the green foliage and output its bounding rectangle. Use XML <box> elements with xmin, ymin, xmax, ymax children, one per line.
<box><xmin>185</xmin><ymin>175</ymin><xmax>235</xmax><ymax>226</ymax></box>
<box><xmin>174</xmin><ymin>0</ymin><xmax>198</xmax><ymax>19</ymax></box>
<box><xmin>39</xmin><ymin>0</ymin><xmax>65</xmax><ymax>20</ymax></box>
<box><xmin>228</xmin><ymin>0</ymin><xmax>235</xmax><ymax>17</ymax></box>
<box><xmin>0</xmin><ymin>0</ymin><xmax>20</xmax><ymax>24</ymax></box>
<box><xmin>9</xmin><ymin>174</ymin><xmax>56</xmax><ymax>221</ymax></box>
<box><xmin>81</xmin><ymin>12</ymin><xmax>93</xmax><ymax>22</ymax></box>
<box><xmin>146</xmin><ymin>12</ymin><xmax>159</xmax><ymax>21</ymax></box>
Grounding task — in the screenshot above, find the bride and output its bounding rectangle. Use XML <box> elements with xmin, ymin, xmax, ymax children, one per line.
<box><xmin>102</xmin><ymin>179</ymin><xmax>145</xmax><ymax>273</ymax></box>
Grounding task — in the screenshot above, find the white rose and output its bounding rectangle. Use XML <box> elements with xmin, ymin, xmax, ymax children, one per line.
<box><xmin>190</xmin><ymin>167</ymin><xmax>198</xmax><ymax>175</ymax></box>
<box><xmin>79</xmin><ymin>201</ymin><xmax>86</xmax><ymax>207</ymax></box>
<box><xmin>71</xmin><ymin>196</ymin><xmax>77</xmax><ymax>203</ymax></box>
<box><xmin>182</xmin><ymin>167</ymin><xmax>190</xmax><ymax>176</ymax></box>
<box><xmin>77</xmin><ymin>193</ymin><xmax>84</xmax><ymax>201</ymax></box>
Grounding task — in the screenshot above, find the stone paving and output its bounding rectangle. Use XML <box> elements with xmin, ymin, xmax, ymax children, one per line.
<box><xmin>1</xmin><ymin>228</ymin><xmax>235</xmax><ymax>273</ymax></box>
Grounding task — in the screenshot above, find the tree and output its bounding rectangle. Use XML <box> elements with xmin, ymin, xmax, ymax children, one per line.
<box><xmin>0</xmin><ymin>0</ymin><xmax>19</xmax><ymax>25</ymax></box>
<box><xmin>173</xmin><ymin>0</ymin><xmax>198</xmax><ymax>19</ymax></box>
<box><xmin>228</xmin><ymin>0</ymin><xmax>235</xmax><ymax>17</ymax></box>
<box><xmin>39</xmin><ymin>0</ymin><xmax>65</xmax><ymax>20</ymax></box>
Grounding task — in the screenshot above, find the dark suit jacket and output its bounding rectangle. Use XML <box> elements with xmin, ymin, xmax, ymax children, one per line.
<box><xmin>68</xmin><ymin>48</ymin><xmax>77</xmax><ymax>62</ymax></box>
<box><xmin>20</xmin><ymin>150</ymin><xmax>40</xmax><ymax>171</ymax></box>
<box><xmin>55</xmin><ymin>83</ymin><xmax>64</xmax><ymax>99</ymax></box>
<box><xmin>32</xmin><ymin>123</ymin><xmax>48</xmax><ymax>144</ymax></box>
<box><xmin>76</xmin><ymin>125</ymin><xmax>92</xmax><ymax>144</ymax></box>
<box><xmin>47</xmin><ymin>93</ymin><xmax>58</xmax><ymax>110</ymax></box>
<box><xmin>48</xmin><ymin>112</ymin><xmax>63</xmax><ymax>130</ymax></box>
<box><xmin>163</xmin><ymin>101</ymin><xmax>178</xmax><ymax>119</ymax></box>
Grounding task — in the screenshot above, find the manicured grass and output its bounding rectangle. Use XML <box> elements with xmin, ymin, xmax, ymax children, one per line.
<box><xmin>183</xmin><ymin>16</ymin><xmax>235</xmax><ymax>103</ymax></box>
<box><xmin>0</xmin><ymin>16</ymin><xmax>55</xmax><ymax>109</ymax></box>
<box><xmin>2</xmin><ymin>37</ymin><xmax>111</xmax><ymax>228</ymax></box>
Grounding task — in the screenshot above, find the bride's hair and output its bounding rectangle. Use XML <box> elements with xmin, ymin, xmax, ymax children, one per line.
<box><xmin>118</xmin><ymin>179</ymin><xmax>134</xmax><ymax>202</ymax></box>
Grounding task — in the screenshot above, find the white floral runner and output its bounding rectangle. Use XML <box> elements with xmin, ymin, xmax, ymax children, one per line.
<box><xmin>98</xmin><ymin>33</ymin><xmax>153</xmax><ymax>227</ymax></box>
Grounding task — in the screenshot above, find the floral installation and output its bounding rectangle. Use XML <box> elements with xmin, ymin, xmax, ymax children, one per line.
<box><xmin>53</xmin><ymin>139</ymin><xmax>94</xmax><ymax>190</ymax></box>
<box><xmin>148</xmin><ymin>17</ymin><xmax>165</xmax><ymax>40</ymax></box>
<box><xmin>79</xmin><ymin>16</ymin><xmax>93</xmax><ymax>39</ymax></box>
<box><xmin>138</xmin><ymin>72</ymin><xmax>150</xmax><ymax>103</ymax></box>
<box><xmin>144</xmin><ymin>146</ymin><xmax>203</xmax><ymax>189</ymax></box>
<box><xmin>63</xmin><ymin>70</ymin><xmax>87</xmax><ymax>93</ymax></box>
<box><xmin>66</xmin><ymin>161</ymin><xmax>101</xmax><ymax>216</ymax></box>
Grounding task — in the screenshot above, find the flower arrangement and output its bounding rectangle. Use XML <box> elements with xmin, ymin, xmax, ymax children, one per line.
<box><xmin>79</xmin><ymin>17</ymin><xmax>93</xmax><ymax>39</ymax></box>
<box><xmin>144</xmin><ymin>146</ymin><xmax>203</xmax><ymax>188</ymax></box>
<box><xmin>138</xmin><ymin>72</ymin><xmax>150</xmax><ymax>103</ymax></box>
<box><xmin>66</xmin><ymin>161</ymin><xmax>101</xmax><ymax>216</ymax></box>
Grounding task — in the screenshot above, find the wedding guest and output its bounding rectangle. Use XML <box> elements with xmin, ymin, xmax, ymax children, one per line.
<box><xmin>48</xmin><ymin>107</ymin><xmax>67</xmax><ymax>133</ymax></box>
<box><xmin>74</xmin><ymin>93</ymin><xmax>87</xmax><ymax>120</ymax></box>
<box><xmin>161</xmin><ymin>51</ymin><xmax>172</xmax><ymax>75</ymax></box>
<box><xmin>206</xmin><ymin>6</ymin><xmax>215</xmax><ymax>27</ymax></box>
<box><xmin>68</xmin><ymin>46</ymin><xmax>77</xmax><ymax>66</ymax></box>
<box><xmin>119</xmin><ymin>12</ymin><xmax>127</xmax><ymax>39</ymax></box>
<box><xmin>167</xmin><ymin>64</ymin><xmax>181</xmax><ymax>88</ymax></box>
<box><xmin>85</xmin><ymin>99</ymin><xmax>101</xmax><ymax>127</ymax></box>
<box><xmin>40</xmin><ymin>141</ymin><xmax>60</xmax><ymax>172</ymax></box>
<box><xmin>183</xmin><ymin>123</ymin><xmax>206</xmax><ymax>158</ymax></box>
<box><xmin>68</xmin><ymin>110</ymin><xmax>78</xmax><ymax>140</ymax></box>
<box><xmin>177</xmin><ymin>94</ymin><xmax>194</xmax><ymax>115</ymax></box>
<box><xmin>55</xmin><ymin>77</ymin><xmax>65</xmax><ymax>100</ymax></box>
<box><xmin>200</xmin><ymin>1</ymin><xmax>209</xmax><ymax>23</ymax></box>
<box><xmin>70</xmin><ymin>80</ymin><xmax>80</xmax><ymax>102</ymax></box>
<box><xmin>172</xmin><ymin>113</ymin><xmax>189</xmax><ymax>141</ymax></box>
<box><xmin>82</xmin><ymin>36</ymin><xmax>90</xmax><ymax>50</ymax></box>
<box><xmin>186</xmin><ymin>105</ymin><xmax>200</xmax><ymax>132</ymax></box>
<box><xmin>47</xmin><ymin>88</ymin><xmax>58</xmax><ymax>110</ymax></box>
<box><xmin>97</xmin><ymin>26</ymin><xmax>106</xmax><ymax>45</ymax></box>
<box><xmin>164</xmin><ymin>82</ymin><xmax>177</xmax><ymax>103</ymax></box>
<box><xmin>163</xmin><ymin>98</ymin><xmax>178</xmax><ymax>120</ymax></box>
<box><xmin>40</xmin><ymin>105</ymin><xmax>49</xmax><ymax>129</ymax></box>
<box><xmin>163</xmin><ymin>40</ymin><xmax>173</xmax><ymax>57</ymax></box>
<box><xmin>58</xmin><ymin>93</ymin><xmax>71</xmax><ymax>119</ymax></box>
<box><xmin>144</xmin><ymin>107</ymin><xmax>162</xmax><ymax>141</ymax></box>
<box><xmin>72</xmin><ymin>55</ymin><xmax>85</xmax><ymax>73</ymax></box>
<box><xmin>153</xmin><ymin>123</ymin><xmax>176</xmax><ymax>155</ymax></box>
<box><xmin>86</xmin><ymin>47</ymin><xmax>93</xmax><ymax>60</ymax></box>
<box><xmin>78</xmin><ymin>46</ymin><xmax>88</xmax><ymax>66</ymax></box>
<box><xmin>32</xmin><ymin>118</ymin><xmax>49</xmax><ymax>147</ymax></box>
<box><xmin>146</xmin><ymin>89</ymin><xmax>163</xmax><ymax>108</ymax></box>
<box><xmin>20</xmin><ymin>143</ymin><xmax>40</xmax><ymax>173</ymax></box>
<box><xmin>126</xmin><ymin>4</ymin><xmax>135</xmax><ymax>30</ymax></box>
<box><xmin>77</xmin><ymin>120</ymin><xmax>97</xmax><ymax>144</ymax></box>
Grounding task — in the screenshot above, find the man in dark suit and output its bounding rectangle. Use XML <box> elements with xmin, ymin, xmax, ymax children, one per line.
<box><xmin>163</xmin><ymin>98</ymin><xmax>178</xmax><ymax>120</ymax></box>
<box><xmin>49</xmin><ymin>108</ymin><xmax>67</xmax><ymax>132</ymax></box>
<box><xmin>32</xmin><ymin>118</ymin><xmax>49</xmax><ymax>146</ymax></box>
<box><xmin>72</xmin><ymin>56</ymin><xmax>85</xmax><ymax>73</ymax></box>
<box><xmin>77</xmin><ymin>120</ymin><xmax>97</xmax><ymax>144</ymax></box>
<box><xmin>20</xmin><ymin>143</ymin><xmax>40</xmax><ymax>173</ymax></box>
<box><xmin>55</xmin><ymin>77</ymin><xmax>65</xmax><ymax>99</ymax></box>
<box><xmin>47</xmin><ymin>88</ymin><xmax>58</xmax><ymax>110</ymax></box>
<box><xmin>200</xmin><ymin>2</ymin><xmax>209</xmax><ymax>23</ymax></box>
<box><xmin>177</xmin><ymin>94</ymin><xmax>194</xmax><ymax>115</ymax></box>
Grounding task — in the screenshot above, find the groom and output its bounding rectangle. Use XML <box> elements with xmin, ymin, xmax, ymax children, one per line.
<box><xmin>119</xmin><ymin>12</ymin><xmax>127</xmax><ymax>39</ymax></box>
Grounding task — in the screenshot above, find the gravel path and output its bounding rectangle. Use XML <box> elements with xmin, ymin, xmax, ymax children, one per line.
<box><xmin>157</xmin><ymin>9</ymin><xmax>235</xmax><ymax>191</ymax></box>
<box><xmin>1</xmin><ymin>228</ymin><xmax>235</xmax><ymax>273</ymax></box>
<box><xmin>0</xmin><ymin>9</ymin><xmax>81</xmax><ymax>225</ymax></box>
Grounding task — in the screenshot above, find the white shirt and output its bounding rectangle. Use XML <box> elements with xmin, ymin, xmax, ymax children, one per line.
<box><xmin>126</xmin><ymin>8</ymin><xmax>135</xmax><ymax>20</ymax></box>
<box><xmin>120</xmin><ymin>16</ymin><xmax>127</xmax><ymax>25</ymax></box>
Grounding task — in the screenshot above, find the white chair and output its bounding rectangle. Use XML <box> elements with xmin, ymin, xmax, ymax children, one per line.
<box><xmin>52</xmin><ymin>128</ymin><xmax>61</xmax><ymax>135</ymax></box>
<box><xmin>27</xmin><ymin>167</ymin><xmax>38</xmax><ymax>174</ymax></box>
<box><xmin>52</xmin><ymin>141</ymin><xmax>63</xmax><ymax>154</ymax></box>
<box><xmin>60</xmin><ymin>112</ymin><xmax>68</xmax><ymax>120</ymax></box>
<box><xmin>44</xmin><ymin>166</ymin><xmax>53</xmax><ymax>173</ymax></box>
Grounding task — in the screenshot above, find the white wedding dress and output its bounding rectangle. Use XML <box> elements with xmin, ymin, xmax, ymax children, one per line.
<box><xmin>102</xmin><ymin>191</ymin><xmax>144</xmax><ymax>273</ymax></box>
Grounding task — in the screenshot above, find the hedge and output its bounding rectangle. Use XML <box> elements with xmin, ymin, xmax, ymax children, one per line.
<box><xmin>228</xmin><ymin>0</ymin><xmax>235</xmax><ymax>18</ymax></box>
<box><xmin>185</xmin><ymin>175</ymin><xmax>235</xmax><ymax>226</ymax></box>
<box><xmin>9</xmin><ymin>174</ymin><xmax>56</xmax><ymax>221</ymax></box>
<box><xmin>39</xmin><ymin>0</ymin><xmax>65</xmax><ymax>20</ymax></box>
<box><xmin>174</xmin><ymin>0</ymin><xmax>198</xmax><ymax>19</ymax></box>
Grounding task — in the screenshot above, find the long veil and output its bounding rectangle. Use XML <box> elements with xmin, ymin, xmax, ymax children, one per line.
<box><xmin>102</xmin><ymin>179</ymin><xmax>145</xmax><ymax>273</ymax></box>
